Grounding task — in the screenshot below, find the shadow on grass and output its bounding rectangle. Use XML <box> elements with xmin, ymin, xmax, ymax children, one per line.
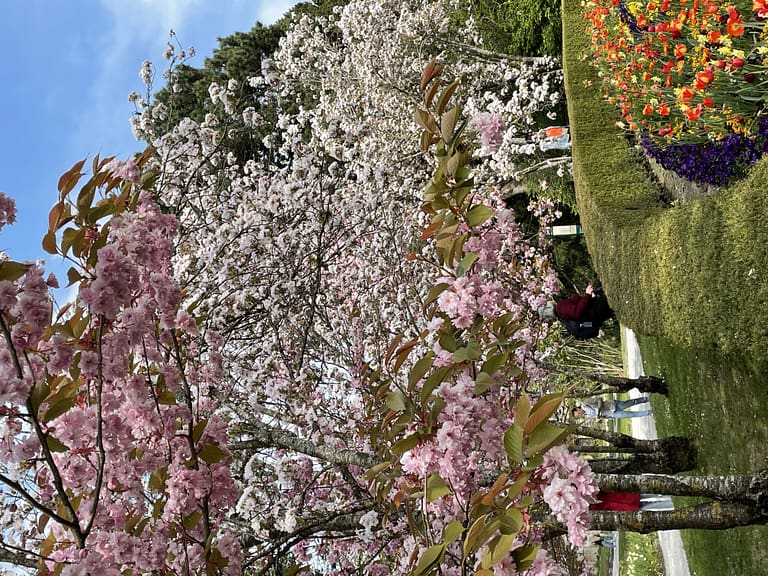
<box><xmin>639</xmin><ymin>335</ymin><xmax>768</xmax><ymax>576</ymax></box>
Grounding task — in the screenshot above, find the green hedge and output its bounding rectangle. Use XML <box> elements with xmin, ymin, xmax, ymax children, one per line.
<box><xmin>562</xmin><ymin>0</ymin><xmax>768</xmax><ymax>367</ymax></box>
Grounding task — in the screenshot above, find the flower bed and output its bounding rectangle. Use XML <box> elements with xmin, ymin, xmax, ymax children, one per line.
<box><xmin>583</xmin><ymin>0</ymin><xmax>768</xmax><ymax>186</ymax></box>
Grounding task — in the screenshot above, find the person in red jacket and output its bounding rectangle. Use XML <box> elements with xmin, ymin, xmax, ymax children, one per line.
<box><xmin>589</xmin><ymin>491</ymin><xmax>640</xmax><ymax>512</ymax></box>
<box><xmin>538</xmin><ymin>284</ymin><xmax>614</xmax><ymax>339</ymax></box>
<box><xmin>590</xmin><ymin>491</ymin><xmax>673</xmax><ymax>512</ymax></box>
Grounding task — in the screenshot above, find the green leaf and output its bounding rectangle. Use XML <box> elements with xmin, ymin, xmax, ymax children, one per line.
<box><xmin>485</xmin><ymin>533</ymin><xmax>517</xmax><ymax>567</ymax></box>
<box><xmin>473</xmin><ymin>372</ymin><xmax>495</xmax><ymax>395</ymax></box>
<box><xmin>452</xmin><ymin>183</ymin><xmax>473</xmax><ymax>208</ymax></box>
<box><xmin>149</xmin><ymin>466</ymin><xmax>169</xmax><ymax>492</ymax></box>
<box><xmin>29</xmin><ymin>381</ymin><xmax>50</xmax><ymax>416</ymax></box>
<box><xmin>456</xmin><ymin>252</ymin><xmax>478</xmax><ymax>276</ymax></box>
<box><xmin>505</xmin><ymin>472</ymin><xmax>532</xmax><ymax>502</ymax></box>
<box><xmin>514</xmin><ymin>394</ymin><xmax>532</xmax><ymax>431</ymax></box>
<box><xmin>440</xmin><ymin>106</ymin><xmax>461</xmax><ymax>143</ymax></box>
<box><xmin>420</xmin><ymin>129</ymin><xmax>434</xmax><ymax>153</ymax></box>
<box><xmin>498</xmin><ymin>508</ymin><xmax>523</xmax><ymax>535</ymax></box>
<box><xmin>503</xmin><ymin>424</ymin><xmax>524</xmax><ymax>466</ymax></box>
<box><xmin>385</xmin><ymin>390</ymin><xmax>407</xmax><ymax>412</ymax></box>
<box><xmin>362</xmin><ymin>461</ymin><xmax>391</xmax><ymax>482</ymax></box>
<box><xmin>157</xmin><ymin>389</ymin><xmax>176</xmax><ymax>405</ymax></box>
<box><xmin>422</xmin><ymin>283</ymin><xmax>449</xmax><ymax>313</ymax></box>
<box><xmin>409</xmin><ymin>353</ymin><xmax>435</xmax><ymax>390</ymax></box>
<box><xmin>45</xmin><ymin>436</ymin><xmax>69</xmax><ymax>453</ymax></box>
<box><xmin>182</xmin><ymin>509</ymin><xmax>202</xmax><ymax>531</ymax></box>
<box><xmin>393</xmin><ymin>339</ymin><xmax>418</xmax><ymax>372</ymax></box>
<box><xmin>198</xmin><ymin>443</ymin><xmax>227</xmax><ymax>464</ymax></box>
<box><xmin>61</xmin><ymin>228</ymin><xmax>82</xmax><ymax>258</ymax></box>
<box><xmin>513</xmin><ymin>545</ymin><xmax>540</xmax><ymax>572</ymax></box>
<box><xmin>438</xmin><ymin>332</ymin><xmax>460</xmax><ymax>353</ymax></box>
<box><xmin>57</xmin><ymin>159</ymin><xmax>85</xmax><ymax>196</ymax></box>
<box><xmin>43</xmin><ymin>395</ymin><xmax>77</xmax><ymax>423</ymax></box>
<box><xmin>391</xmin><ymin>433</ymin><xmax>422</xmax><ymax>457</ymax></box>
<box><xmin>426</xmin><ymin>472</ymin><xmax>451</xmax><ymax>502</ymax></box>
<box><xmin>193</xmin><ymin>418</ymin><xmax>208</xmax><ymax>443</ymax></box>
<box><xmin>451</xmin><ymin>340</ymin><xmax>482</xmax><ymax>363</ymax></box>
<box><xmin>436</xmin><ymin>80</ymin><xmax>460</xmax><ymax>115</ymax></box>
<box><xmin>526</xmin><ymin>423</ymin><xmax>568</xmax><ymax>457</ymax></box>
<box><xmin>463</xmin><ymin>515</ymin><xmax>496</xmax><ymax>559</ymax></box>
<box><xmin>76</xmin><ymin>179</ymin><xmax>97</xmax><ymax>214</ymax></box>
<box><xmin>66</xmin><ymin>267</ymin><xmax>83</xmax><ymax>286</ymax></box>
<box><xmin>140</xmin><ymin>166</ymin><xmax>160</xmax><ymax>190</ymax></box>
<box><xmin>0</xmin><ymin>261</ymin><xmax>31</xmax><ymax>282</ymax></box>
<box><xmin>42</xmin><ymin>231</ymin><xmax>58</xmax><ymax>255</ymax></box>
<box><xmin>481</xmin><ymin>353</ymin><xmax>508</xmax><ymax>377</ymax></box>
<box><xmin>442</xmin><ymin>520</ymin><xmax>464</xmax><ymax>544</ymax></box>
<box><xmin>421</xmin><ymin>365</ymin><xmax>452</xmax><ymax>403</ymax></box>
<box><xmin>411</xmin><ymin>543</ymin><xmax>445</xmax><ymax>576</ymax></box>
<box><xmin>414</xmin><ymin>107</ymin><xmax>439</xmax><ymax>134</ymax></box>
<box><xmin>466</xmin><ymin>205</ymin><xmax>495</xmax><ymax>227</ymax></box>
<box><xmin>525</xmin><ymin>392</ymin><xmax>564</xmax><ymax>434</ymax></box>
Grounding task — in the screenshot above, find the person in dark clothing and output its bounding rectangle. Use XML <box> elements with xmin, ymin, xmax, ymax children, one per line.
<box><xmin>538</xmin><ymin>284</ymin><xmax>614</xmax><ymax>339</ymax></box>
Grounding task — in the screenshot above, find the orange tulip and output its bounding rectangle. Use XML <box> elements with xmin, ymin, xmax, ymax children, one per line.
<box><xmin>684</xmin><ymin>104</ymin><xmax>703</xmax><ymax>121</ymax></box>
<box><xmin>694</xmin><ymin>68</ymin><xmax>714</xmax><ymax>89</ymax></box>
<box><xmin>726</xmin><ymin>6</ymin><xmax>745</xmax><ymax>36</ymax></box>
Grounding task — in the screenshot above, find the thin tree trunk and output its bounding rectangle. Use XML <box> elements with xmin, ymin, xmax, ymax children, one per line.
<box><xmin>586</xmin><ymin>374</ymin><xmax>668</xmax><ymax>395</ymax></box>
<box><xmin>538</xmin><ymin>360</ymin><xmax>668</xmax><ymax>395</ymax></box>
<box><xmin>589</xmin><ymin>502</ymin><xmax>764</xmax><ymax>532</ymax></box>
<box><xmin>540</xmin><ymin>501</ymin><xmax>764</xmax><ymax>539</ymax></box>
<box><xmin>572</xmin><ymin>427</ymin><xmax>697</xmax><ymax>474</ymax></box>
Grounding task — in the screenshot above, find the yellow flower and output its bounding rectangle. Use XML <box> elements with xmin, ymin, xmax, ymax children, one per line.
<box><xmin>718</xmin><ymin>46</ymin><xmax>733</xmax><ymax>57</ymax></box>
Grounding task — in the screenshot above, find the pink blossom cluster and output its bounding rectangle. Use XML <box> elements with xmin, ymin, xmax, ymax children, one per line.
<box><xmin>539</xmin><ymin>445</ymin><xmax>598</xmax><ymax>547</ymax></box>
<box><xmin>436</xmin><ymin>274</ymin><xmax>505</xmax><ymax>328</ymax></box>
<box><xmin>107</xmin><ymin>157</ymin><xmax>141</xmax><ymax>185</ymax></box>
<box><xmin>470</xmin><ymin>112</ymin><xmax>505</xmax><ymax>151</ymax></box>
<box><xmin>524</xmin><ymin>548</ymin><xmax>569</xmax><ymax>576</ymax></box>
<box><xmin>401</xmin><ymin>369</ymin><xmax>510</xmax><ymax>498</ymax></box>
<box><xmin>0</xmin><ymin>191</ymin><xmax>16</xmax><ymax>229</ymax></box>
<box><xmin>7</xmin><ymin>265</ymin><xmax>51</xmax><ymax>351</ymax></box>
<box><xmin>0</xmin><ymin>179</ymin><xmax>240</xmax><ymax>574</ymax></box>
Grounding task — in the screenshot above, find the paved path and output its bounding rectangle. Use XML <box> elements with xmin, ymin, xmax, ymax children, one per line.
<box><xmin>622</xmin><ymin>327</ymin><xmax>691</xmax><ymax>576</ymax></box>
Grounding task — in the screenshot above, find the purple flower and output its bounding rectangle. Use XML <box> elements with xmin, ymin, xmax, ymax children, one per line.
<box><xmin>641</xmin><ymin>117</ymin><xmax>768</xmax><ymax>186</ymax></box>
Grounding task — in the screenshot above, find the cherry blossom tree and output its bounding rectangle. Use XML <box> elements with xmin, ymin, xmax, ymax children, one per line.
<box><xmin>4</xmin><ymin>1</ymin><xmax>768</xmax><ymax>575</ymax></box>
<box><xmin>0</xmin><ymin>157</ymin><xmax>241</xmax><ymax>574</ymax></box>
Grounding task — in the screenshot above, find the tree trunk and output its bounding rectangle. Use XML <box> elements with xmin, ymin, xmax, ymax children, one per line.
<box><xmin>572</xmin><ymin>427</ymin><xmax>697</xmax><ymax>474</ymax></box>
<box><xmin>587</xmin><ymin>374</ymin><xmax>668</xmax><ymax>395</ymax></box>
<box><xmin>594</xmin><ymin>470</ymin><xmax>768</xmax><ymax>500</ymax></box>
<box><xmin>588</xmin><ymin>502</ymin><xmax>764</xmax><ymax>533</ymax></box>
<box><xmin>540</xmin><ymin>469</ymin><xmax>768</xmax><ymax>539</ymax></box>
<box><xmin>538</xmin><ymin>360</ymin><xmax>668</xmax><ymax>394</ymax></box>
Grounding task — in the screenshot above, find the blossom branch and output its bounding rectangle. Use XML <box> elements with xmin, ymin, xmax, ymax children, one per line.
<box><xmin>232</xmin><ymin>422</ymin><xmax>381</xmax><ymax>469</ymax></box>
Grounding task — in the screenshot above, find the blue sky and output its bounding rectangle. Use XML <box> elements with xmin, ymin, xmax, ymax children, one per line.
<box><xmin>0</xmin><ymin>0</ymin><xmax>300</xmax><ymax>278</ymax></box>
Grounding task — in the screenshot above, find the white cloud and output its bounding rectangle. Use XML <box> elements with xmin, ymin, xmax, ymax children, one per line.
<box><xmin>258</xmin><ymin>0</ymin><xmax>302</xmax><ymax>25</ymax></box>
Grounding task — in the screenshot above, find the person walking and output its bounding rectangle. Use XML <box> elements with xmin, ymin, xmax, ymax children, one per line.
<box><xmin>538</xmin><ymin>284</ymin><xmax>614</xmax><ymax>339</ymax></box>
<box><xmin>573</xmin><ymin>395</ymin><xmax>652</xmax><ymax>419</ymax></box>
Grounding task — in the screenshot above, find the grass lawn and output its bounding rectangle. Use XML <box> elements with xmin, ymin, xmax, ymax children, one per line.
<box><xmin>640</xmin><ymin>337</ymin><xmax>768</xmax><ymax>575</ymax></box>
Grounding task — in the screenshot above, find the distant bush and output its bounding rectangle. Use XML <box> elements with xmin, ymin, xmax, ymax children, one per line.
<box><xmin>462</xmin><ymin>0</ymin><xmax>563</xmax><ymax>57</ymax></box>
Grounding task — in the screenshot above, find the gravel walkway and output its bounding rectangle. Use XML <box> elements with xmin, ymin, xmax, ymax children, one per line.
<box><xmin>622</xmin><ymin>327</ymin><xmax>691</xmax><ymax>576</ymax></box>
